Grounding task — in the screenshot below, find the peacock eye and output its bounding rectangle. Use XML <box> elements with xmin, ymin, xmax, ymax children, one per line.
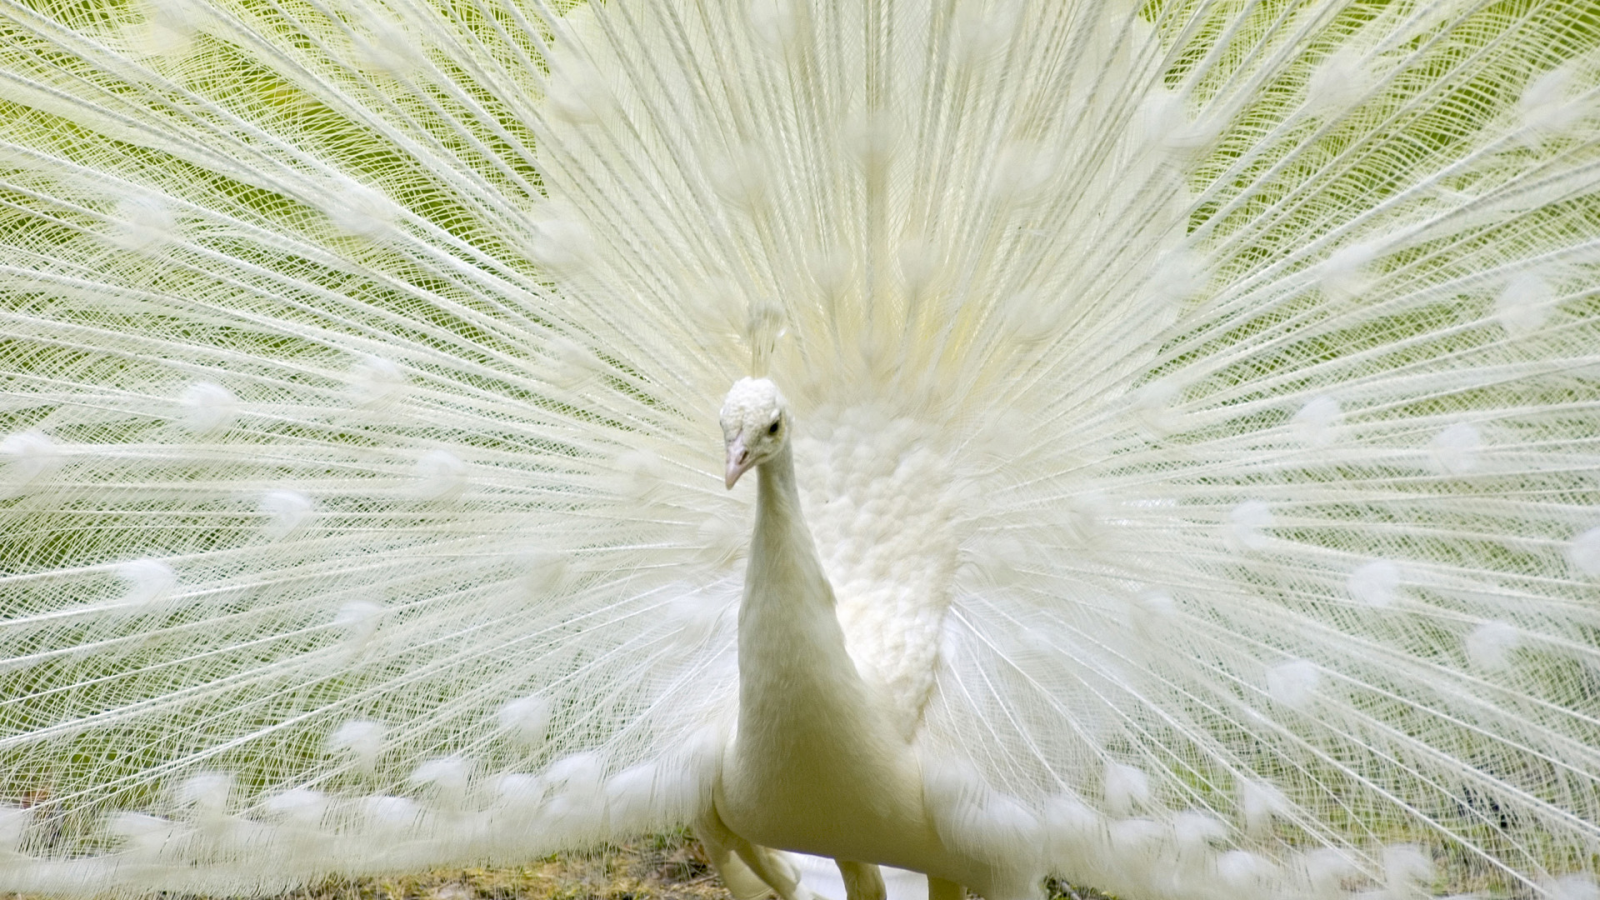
<box><xmin>768</xmin><ymin>421</ymin><xmax>780</xmax><ymax>435</ymax></box>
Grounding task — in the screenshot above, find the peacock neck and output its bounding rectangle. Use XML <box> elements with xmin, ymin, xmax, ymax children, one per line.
<box><xmin>736</xmin><ymin>439</ymin><xmax>861</xmax><ymax>722</ymax></box>
<box><xmin>750</xmin><ymin>442</ymin><xmax>830</xmax><ymax>604</ymax></box>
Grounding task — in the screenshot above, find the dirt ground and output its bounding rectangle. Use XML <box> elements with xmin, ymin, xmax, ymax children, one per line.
<box><xmin>264</xmin><ymin>833</ymin><xmax>1114</xmax><ymax>900</ymax></box>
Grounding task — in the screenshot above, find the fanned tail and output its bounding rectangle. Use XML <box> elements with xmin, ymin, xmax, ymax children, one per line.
<box><xmin>0</xmin><ymin>0</ymin><xmax>1597</xmax><ymax>897</ymax></box>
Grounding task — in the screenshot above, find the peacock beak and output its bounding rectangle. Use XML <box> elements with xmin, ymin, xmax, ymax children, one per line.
<box><xmin>725</xmin><ymin>438</ymin><xmax>753</xmax><ymax>489</ymax></box>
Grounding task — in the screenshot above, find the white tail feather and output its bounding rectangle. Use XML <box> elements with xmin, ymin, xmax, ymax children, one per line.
<box><xmin>0</xmin><ymin>0</ymin><xmax>1597</xmax><ymax>898</ymax></box>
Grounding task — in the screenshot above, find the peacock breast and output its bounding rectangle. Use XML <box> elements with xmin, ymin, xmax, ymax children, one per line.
<box><xmin>793</xmin><ymin>404</ymin><xmax>969</xmax><ymax>739</ymax></box>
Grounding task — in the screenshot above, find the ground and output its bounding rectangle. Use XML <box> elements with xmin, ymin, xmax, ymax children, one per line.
<box><xmin>249</xmin><ymin>833</ymin><xmax>1115</xmax><ymax>900</ymax></box>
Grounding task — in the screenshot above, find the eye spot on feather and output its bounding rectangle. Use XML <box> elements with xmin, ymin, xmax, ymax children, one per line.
<box><xmin>323</xmin><ymin>179</ymin><xmax>400</xmax><ymax>240</ymax></box>
<box><xmin>1065</xmin><ymin>490</ymin><xmax>1112</xmax><ymax>547</ymax></box>
<box><xmin>410</xmin><ymin>756</ymin><xmax>473</xmax><ymax>809</ymax></box>
<box><xmin>0</xmin><ymin>807</ymin><xmax>27</xmax><ymax>854</ymax></box>
<box><xmin>615</xmin><ymin>450</ymin><xmax>666</xmax><ymax>500</ymax></box>
<box><xmin>1566</xmin><ymin>526</ymin><xmax>1600</xmax><ymax>576</ymax></box>
<box><xmin>326</xmin><ymin>720</ymin><xmax>386</xmax><ymax>774</ymax></box>
<box><xmin>711</xmin><ymin>143</ymin><xmax>770</xmax><ymax>211</ymax></box>
<box><xmin>346</xmin><ymin>356</ymin><xmax>406</xmax><ymax>407</ymax></box>
<box><xmin>844</xmin><ymin>111</ymin><xmax>899</xmax><ymax>173</ymax></box>
<box><xmin>358</xmin><ymin>795</ymin><xmax>420</xmax><ymax>835</ymax></box>
<box><xmin>261</xmin><ymin>489</ymin><xmax>314</xmax><ymax>540</ymax></box>
<box><xmin>497</xmin><ymin>696</ymin><xmax>552</xmax><ymax>749</ymax></box>
<box><xmin>1107</xmin><ymin>816</ymin><xmax>1163</xmax><ymax>860</ymax></box>
<box><xmin>1347</xmin><ymin>559</ymin><xmax>1400</xmax><ymax>608</ymax></box>
<box><xmin>413</xmin><ymin>449</ymin><xmax>467</xmax><ymax>501</ymax></box>
<box><xmin>807</xmin><ymin>249</ymin><xmax>852</xmax><ymax>298</ymax></box>
<box><xmin>1430</xmin><ymin>423</ymin><xmax>1482</xmax><ymax>476</ymax></box>
<box><xmin>664</xmin><ymin>592</ymin><xmax>727</xmax><ymax>653</ymax></box>
<box><xmin>1103</xmin><ymin>762</ymin><xmax>1150</xmax><ymax>817</ymax></box>
<box><xmin>550</xmin><ymin>336</ymin><xmax>603</xmax><ymax>392</ymax></box>
<box><xmin>1147</xmin><ymin>249</ymin><xmax>1206</xmax><ymax>306</ymax></box>
<box><xmin>1238</xmin><ymin>778</ymin><xmax>1288</xmax><ymax>836</ymax></box>
<box><xmin>1494</xmin><ymin>273</ymin><xmax>1555</xmax><ymax>336</ymax></box>
<box><xmin>520</xmin><ymin>550</ymin><xmax>572</xmax><ymax>597</ymax></box>
<box><xmin>1172</xmin><ymin>810</ymin><xmax>1229</xmax><ymax>854</ymax></box>
<box><xmin>1124</xmin><ymin>589</ymin><xmax>1175</xmax><ymax>640</ymax></box>
<box><xmin>1302</xmin><ymin>848</ymin><xmax>1360</xmax><ymax>893</ymax></box>
<box><xmin>1318</xmin><ymin>242</ymin><xmax>1380</xmax><ymax>303</ymax></box>
<box><xmin>260</xmin><ymin>788</ymin><xmax>328</xmax><ymax>828</ymax></box>
<box><xmin>332</xmin><ymin>601</ymin><xmax>384</xmax><ymax>665</ymax></box>
<box><xmin>696</xmin><ymin>513</ymin><xmax>746</xmax><ymax>570</ymax></box>
<box><xmin>1267</xmin><ymin>659</ymin><xmax>1320</xmax><ymax>710</ymax></box>
<box><xmin>180</xmin><ymin>381</ymin><xmax>237</xmax><ymax>434</ymax></box>
<box><xmin>1303</xmin><ymin>46</ymin><xmax>1371</xmax><ymax>119</ymax></box>
<box><xmin>541</xmin><ymin>752</ymin><xmax>606</xmax><ymax>837</ymax></box>
<box><xmin>122</xmin><ymin>0</ymin><xmax>199</xmax><ymax>57</ymax></box>
<box><xmin>172</xmin><ymin>773</ymin><xmax>232</xmax><ymax>822</ymax></box>
<box><xmin>989</xmin><ymin>141</ymin><xmax>1057</xmax><ymax>205</ymax></box>
<box><xmin>1</xmin><ymin>430</ymin><xmax>62</xmax><ymax>495</ymax></box>
<box><xmin>1131</xmin><ymin>379</ymin><xmax>1184</xmax><ymax>438</ymax></box>
<box><xmin>107</xmin><ymin>194</ymin><xmax>180</xmax><ymax>254</ymax></box>
<box><xmin>1000</xmin><ymin>290</ymin><xmax>1062</xmax><ymax>345</ymax></box>
<box><xmin>1291</xmin><ymin>396</ymin><xmax>1342</xmax><ymax>448</ymax></box>
<box><xmin>1517</xmin><ymin>65</ymin><xmax>1590</xmax><ymax>141</ymax></box>
<box><xmin>1226</xmin><ymin>501</ymin><xmax>1273</xmax><ymax>552</ymax></box>
<box><xmin>1043</xmin><ymin>793</ymin><xmax>1101</xmax><ymax>856</ymax></box>
<box><xmin>1383</xmin><ymin>844</ymin><xmax>1434</xmax><ymax>891</ymax></box>
<box><xmin>107</xmin><ymin>812</ymin><xmax>178</xmax><ymax>859</ymax></box>
<box><xmin>116</xmin><ymin>558</ymin><xmax>177</xmax><ymax>607</ymax></box>
<box><xmin>490</xmin><ymin>773</ymin><xmax>545</xmax><ymax>814</ymax></box>
<box><xmin>1218</xmin><ymin>850</ymin><xmax>1274</xmax><ymax>892</ymax></box>
<box><xmin>527</xmin><ymin>209</ymin><xmax>594</xmax><ymax>271</ymax></box>
<box><xmin>1465</xmin><ymin>621</ymin><xmax>1519</xmax><ymax>671</ymax></box>
<box><xmin>1139</xmin><ymin>89</ymin><xmax>1222</xmax><ymax>159</ymax></box>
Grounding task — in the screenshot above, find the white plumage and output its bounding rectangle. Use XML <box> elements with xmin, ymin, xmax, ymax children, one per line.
<box><xmin>0</xmin><ymin>1</ymin><xmax>1598</xmax><ymax>899</ymax></box>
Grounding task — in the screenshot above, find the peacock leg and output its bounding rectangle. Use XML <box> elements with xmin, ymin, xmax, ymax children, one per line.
<box><xmin>694</xmin><ymin>806</ymin><xmax>813</xmax><ymax>900</ymax></box>
<box><xmin>696</xmin><ymin>837</ymin><xmax>778</xmax><ymax>900</ymax></box>
<box><xmin>927</xmin><ymin>876</ymin><xmax>964</xmax><ymax>900</ymax></box>
<box><xmin>728</xmin><ymin>842</ymin><xmax>811</xmax><ymax>900</ymax></box>
<box><xmin>836</xmin><ymin>860</ymin><xmax>887</xmax><ymax>900</ymax></box>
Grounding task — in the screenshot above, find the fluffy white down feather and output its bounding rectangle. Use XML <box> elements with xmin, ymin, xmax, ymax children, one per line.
<box><xmin>0</xmin><ymin>0</ymin><xmax>1598</xmax><ymax>899</ymax></box>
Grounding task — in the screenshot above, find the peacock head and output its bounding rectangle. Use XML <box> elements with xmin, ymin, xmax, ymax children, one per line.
<box><xmin>720</xmin><ymin>377</ymin><xmax>789</xmax><ymax>489</ymax></box>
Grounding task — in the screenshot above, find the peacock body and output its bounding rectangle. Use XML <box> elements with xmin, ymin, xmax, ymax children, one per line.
<box><xmin>1</xmin><ymin>0</ymin><xmax>1598</xmax><ymax>898</ymax></box>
